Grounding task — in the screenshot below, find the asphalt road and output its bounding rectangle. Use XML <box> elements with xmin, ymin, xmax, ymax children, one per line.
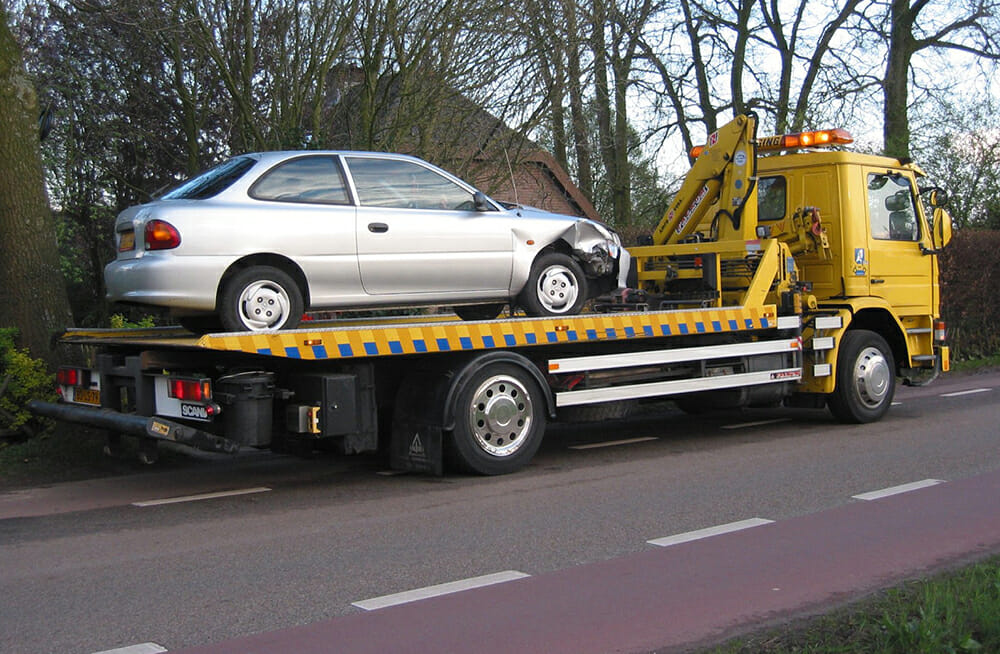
<box><xmin>1</xmin><ymin>369</ymin><xmax>998</xmax><ymax>654</ymax></box>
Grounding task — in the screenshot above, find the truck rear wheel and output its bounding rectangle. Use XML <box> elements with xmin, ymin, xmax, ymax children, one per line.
<box><xmin>828</xmin><ymin>329</ymin><xmax>895</xmax><ymax>424</ymax></box>
<box><xmin>447</xmin><ymin>363</ymin><xmax>546</xmax><ymax>475</ymax></box>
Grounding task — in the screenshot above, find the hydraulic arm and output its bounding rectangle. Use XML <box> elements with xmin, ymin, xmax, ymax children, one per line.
<box><xmin>651</xmin><ymin>113</ymin><xmax>758</xmax><ymax>245</ymax></box>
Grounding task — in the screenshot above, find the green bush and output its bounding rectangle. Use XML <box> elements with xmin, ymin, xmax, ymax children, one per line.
<box><xmin>939</xmin><ymin>229</ymin><xmax>1000</xmax><ymax>360</ymax></box>
<box><xmin>0</xmin><ymin>328</ymin><xmax>56</xmax><ymax>438</ymax></box>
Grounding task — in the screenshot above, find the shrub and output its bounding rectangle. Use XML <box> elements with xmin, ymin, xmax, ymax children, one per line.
<box><xmin>939</xmin><ymin>229</ymin><xmax>1000</xmax><ymax>360</ymax></box>
<box><xmin>0</xmin><ymin>328</ymin><xmax>56</xmax><ymax>439</ymax></box>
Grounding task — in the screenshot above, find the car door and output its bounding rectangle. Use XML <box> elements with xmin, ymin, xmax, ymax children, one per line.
<box><xmin>247</xmin><ymin>155</ymin><xmax>363</xmax><ymax>304</ymax></box>
<box><xmin>864</xmin><ymin>169</ymin><xmax>933</xmax><ymax>316</ymax></box>
<box><xmin>345</xmin><ymin>155</ymin><xmax>514</xmax><ymax>297</ymax></box>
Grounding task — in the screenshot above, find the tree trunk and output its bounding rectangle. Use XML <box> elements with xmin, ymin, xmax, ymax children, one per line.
<box><xmin>883</xmin><ymin>0</ymin><xmax>915</xmax><ymax>159</ymax></box>
<box><xmin>0</xmin><ymin>8</ymin><xmax>75</xmax><ymax>366</ymax></box>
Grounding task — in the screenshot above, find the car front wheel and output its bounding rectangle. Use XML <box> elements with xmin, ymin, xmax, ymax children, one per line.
<box><xmin>519</xmin><ymin>252</ymin><xmax>588</xmax><ymax>316</ymax></box>
<box><xmin>220</xmin><ymin>265</ymin><xmax>303</xmax><ymax>332</ymax></box>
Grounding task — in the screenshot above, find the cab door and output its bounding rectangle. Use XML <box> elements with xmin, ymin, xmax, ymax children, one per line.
<box><xmin>863</xmin><ymin>169</ymin><xmax>932</xmax><ymax>315</ymax></box>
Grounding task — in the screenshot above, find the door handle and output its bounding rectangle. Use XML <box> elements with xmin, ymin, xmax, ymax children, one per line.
<box><xmin>368</xmin><ymin>223</ymin><xmax>389</xmax><ymax>233</ymax></box>
<box><xmin>871</xmin><ymin>278</ymin><xmax>885</xmax><ymax>284</ymax></box>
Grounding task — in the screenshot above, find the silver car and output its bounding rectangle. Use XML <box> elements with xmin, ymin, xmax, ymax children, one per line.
<box><xmin>106</xmin><ymin>151</ymin><xmax>625</xmax><ymax>332</ymax></box>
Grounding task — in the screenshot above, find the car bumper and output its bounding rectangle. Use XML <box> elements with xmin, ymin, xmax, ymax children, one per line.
<box><xmin>105</xmin><ymin>254</ymin><xmax>230</xmax><ymax>312</ymax></box>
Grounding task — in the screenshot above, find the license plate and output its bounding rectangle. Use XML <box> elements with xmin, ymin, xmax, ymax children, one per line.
<box><xmin>118</xmin><ymin>230</ymin><xmax>135</xmax><ymax>251</ymax></box>
<box><xmin>73</xmin><ymin>388</ymin><xmax>101</xmax><ymax>406</ymax></box>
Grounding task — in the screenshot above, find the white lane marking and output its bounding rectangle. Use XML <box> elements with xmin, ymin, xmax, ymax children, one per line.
<box><xmin>941</xmin><ymin>388</ymin><xmax>991</xmax><ymax>398</ymax></box>
<box><xmin>132</xmin><ymin>487</ymin><xmax>271</xmax><ymax>507</ymax></box>
<box><xmin>852</xmin><ymin>479</ymin><xmax>945</xmax><ymax>501</ymax></box>
<box><xmin>569</xmin><ymin>436</ymin><xmax>658</xmax><ymax>450</ymax></box>
<box><xmin>721</xmin><ymin>418</ymin><xmax>790</xmax><ymax>430</ymax></box>
<box><xmin>352</xmin><ymin>570</ymin><xmax>530</xmax><ymax>611</ymax></box>
<box><xmin>647</xmin><ymin>518</ymin><xmax>774</xmax><ymax>548</ymax></box>
<box><xmin>91</xmin><ymin>644</ymin><xmax>167</xmax><ymax>654</ymax></box>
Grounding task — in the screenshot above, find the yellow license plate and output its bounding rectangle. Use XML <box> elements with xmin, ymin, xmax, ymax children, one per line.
<box><xmin>73</xmin><ymin>388</ymin><xmax>101</xmax><ymax>406</ymax></box>
<box><xmin>119</xmin><ymin>230</ymin><xmax>135</xmax><ymax>251</ymax></box>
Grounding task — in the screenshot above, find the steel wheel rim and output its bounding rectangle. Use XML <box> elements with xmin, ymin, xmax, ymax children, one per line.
<box><xmin>468</xmin><ymin>375</ymin><xmax>534</xmax><ymax>457</ymax></box>
<box><xmin>238</xmin><ymin>281</ymin><xmax>291</xmax><ymax>330</ymax></box>
<box><xmin>852</xmin><ymin>345</ymin><xmax>890</xmax><ymax>408</ymax></box>
<box><xmin>536</xmin><ymin>264</ymin><xmax>579</xmax><ymax>314</ymax></box>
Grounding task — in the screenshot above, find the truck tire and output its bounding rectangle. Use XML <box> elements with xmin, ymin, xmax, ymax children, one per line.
<box><xmin>519</xmin><ymin>252</ymin><xmax>588</xmax><ymax>316</ymax></box>
<box><xmin>447</xmin><ymin>363</ymin><xmax>546</xmax><ymax>475</ymax></box>
<box><xmin>827</xmin><ymin>329</ymin><xmax>895</xmax><ymax>424</ymax></box>
<box><xmin>220</xmin><ymin>266</ymin><xmax>303</xmax><ymax>332</ymax></box>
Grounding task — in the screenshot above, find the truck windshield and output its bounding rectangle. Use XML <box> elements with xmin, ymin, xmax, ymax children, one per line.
<box><xmin>160</xmin><ymin>157</ymin><xmax>256</xmax><ymax>200</ymax></box>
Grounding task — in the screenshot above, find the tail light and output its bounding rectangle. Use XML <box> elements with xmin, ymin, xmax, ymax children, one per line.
<box><xmin>934</xmin><ymin>320</ymin><xmax>947</xmax><ymax>342</ymax></box>
<box><xmin>145</xmin><ymin>220</ymin><xmax>181</xmax><ymax>250</ymax></box>
<box><xmin>57</xmin><ymin>367</ymin><xmax>91</xmax><ymax>387</ymax></box>
<box><xmin>168</xmin><ymin>377</ymin><xmax>212</xmax><ymax>402</ymax></box>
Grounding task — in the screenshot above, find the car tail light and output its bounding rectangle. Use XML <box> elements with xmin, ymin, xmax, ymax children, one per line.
<box><xmin>145</xmin><ymin>220</ymin><xmax>181</xmax><ymax>250</ymax></box>
<box><xmin>168</xmin><ymin>377</ymin><xmax>212</xmax><ymax>401</ymax></box>
<box><xmin>57</xmin><ymin>367</ymin><xmax>91</xmax><ymax>387</ymax></box>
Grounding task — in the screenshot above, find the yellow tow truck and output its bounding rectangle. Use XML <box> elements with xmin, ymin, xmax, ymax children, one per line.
<box><xmin>30</xmin><ymin>114</ymin><xmax>951</xmax><ymax>475</ymax></box>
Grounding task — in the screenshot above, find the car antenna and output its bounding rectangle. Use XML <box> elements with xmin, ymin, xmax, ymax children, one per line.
<box><xmin>503</xmin><ymin>149</ymin><xmax>520</xmax><ymax>210</ymax></box>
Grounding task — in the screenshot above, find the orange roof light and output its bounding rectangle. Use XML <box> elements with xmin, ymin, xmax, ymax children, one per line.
<box><xmin>757</xmin><ymin>128</ymin><xmax>853</xmax><ymax>152</ymax></box>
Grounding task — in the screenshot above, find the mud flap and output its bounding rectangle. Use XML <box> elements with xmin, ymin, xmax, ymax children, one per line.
<box><xmin>389</xmin><ymin>370</ymin><xmax>449</xmax><ymax>475</ymax></box>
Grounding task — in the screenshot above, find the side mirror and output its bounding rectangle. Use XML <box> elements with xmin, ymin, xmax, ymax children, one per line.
<box><xmin>931</xmin><ymin>207</ymin><xmax>953</xmax><ymax>251</ymax></box>
<box><xmin>927</xmin><ymin>188</ymin><xmax>950</xmax><ymax>209</ymax></box>
<box><xmin>473</xmin><ymin>191</ymin><xmax>492</xmax><ymax>212</ymax></box>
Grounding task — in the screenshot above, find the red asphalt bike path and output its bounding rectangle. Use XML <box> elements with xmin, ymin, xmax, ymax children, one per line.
<box><xmin>174</xmin><ymin>468</ymin><xmax>1000</xmax><ymax>654</ymax></box>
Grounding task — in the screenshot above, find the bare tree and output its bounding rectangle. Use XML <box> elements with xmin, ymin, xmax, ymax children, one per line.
<box><xmin>877</xmin><ymin>0</ymin><xmax>1000</xmax><ymax>158</ymax></box>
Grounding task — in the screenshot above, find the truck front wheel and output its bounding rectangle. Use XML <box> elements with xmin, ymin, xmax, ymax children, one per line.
<box><xmin>448</xmin><ymin>363</ymin><xmax>546</xmax><ymax>475</ymax></box>
<box><xmin>828</xmin><ymin>329</ymin><xmax>895</xmax><ymax>424</ymax></box>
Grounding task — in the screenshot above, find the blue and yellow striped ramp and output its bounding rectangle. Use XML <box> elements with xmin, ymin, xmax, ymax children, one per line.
<box><xmin>196</xmin><ymin>306</ymin><xmax>778</xmax><ymax>361</ymax></box>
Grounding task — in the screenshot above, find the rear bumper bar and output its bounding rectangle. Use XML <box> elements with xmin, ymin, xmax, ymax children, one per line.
<box><xmin>27</xmin><ymin>400</ymin><xmax>239</xmax><ymax>454</ymax></box>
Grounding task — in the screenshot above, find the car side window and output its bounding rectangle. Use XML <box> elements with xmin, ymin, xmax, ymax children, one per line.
<box><xmin>868</xmin><ymin>173</ymin><xmax>919</xmax><ymax>242</ymax></box>
<box><xmin>250</xmin><ymin>156</ymin><xmax>350</xmax><ymax>205</ymax></box>
<box><xmin>346</xmin><ymin>157</ymin><xmax>477</xmax><ymax>211</ymax></box>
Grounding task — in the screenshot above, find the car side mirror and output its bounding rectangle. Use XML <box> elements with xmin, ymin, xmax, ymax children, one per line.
<box><xmin>932</xmin><ymin>207</ymin><xmax>953</xmax><ymax>251</ymax></box>
<box><xmin>473</xmin><ymin>191</ymin><xmax>492</xmax><ymax>212</ymax></box>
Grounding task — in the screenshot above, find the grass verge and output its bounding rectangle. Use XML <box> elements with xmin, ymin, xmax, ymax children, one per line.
<box><xmin>709</xmin><ymin>556</ymin><xmax>1000</xmax><ymax>653</ymax></box>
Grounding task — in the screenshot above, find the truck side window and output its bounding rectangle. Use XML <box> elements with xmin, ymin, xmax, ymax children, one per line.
<box><xmin>868</xmin><ymin>173</ymin><xmax>919</xmax><ymax>241</ymax></box>
<box><xmin>757</xmin><ymin>176</ymin><xmax>786</xmax><ymax>221</ymax></box>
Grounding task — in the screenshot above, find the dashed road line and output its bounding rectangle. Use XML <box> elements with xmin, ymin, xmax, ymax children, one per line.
<box><xmin>132</xmin><ymin>487</ymin><xmax>271</xmax><ymax>507</ymax></box>
<box><xmin>91</xmin><ymin>643</ymin><xmax>167</xmax><ymax>654</ymax></box>
<box><xmin>852</xmin><ymin>479</ymin><xmax>945</xmax><ymax>501</ymax></box>
<box><xmin>352</xmin><ymin>570</ymin><xmax>531</xmax><ymax>611</ymax></box>
<box><xmin>941</xmin><ymin>388</ymin><xmax>991</xmax><ymax>398</ymax></box>
<box><xmin>647</xmin><ymin>518</ymin><xmax>774</xmax><ymax>548</ymax></box>
<box><xmin>569</xmin><ymin>436</ymin><xmax>659</xmax><ymax>450</ymax></box>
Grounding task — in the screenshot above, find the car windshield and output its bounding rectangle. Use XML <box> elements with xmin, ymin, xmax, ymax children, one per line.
<box><xmin>160</xmin><ymin>156</ymin><xmax>256</xmax><ymax>200</ymax></box>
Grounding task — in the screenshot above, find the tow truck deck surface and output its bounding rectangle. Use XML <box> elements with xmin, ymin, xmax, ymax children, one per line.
<box><xmin>61</xmin><ymin>305</ymin><xmax>780</xmax><ymax>360</ymax></box>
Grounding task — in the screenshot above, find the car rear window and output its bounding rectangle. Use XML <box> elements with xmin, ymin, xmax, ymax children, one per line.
<box><xmin>249</xmin><ymin>156</ymin><xmax>350</xmax><ymax>205</ymax></box>
<box><xmin>161</xmin><ymin>156</ymin><xmax>256</xmax><ymax>200</ymax></box>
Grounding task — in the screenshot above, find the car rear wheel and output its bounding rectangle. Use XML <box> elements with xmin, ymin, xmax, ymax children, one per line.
<box><xmin>519</xmin><ymin>252</ymin><xmax>588</xmax><ymax>316</ymax></box>
<box><xmin>220</xmin><ymin>266</ymin><xmax>303</xmax><ymax>332</ymax></box>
